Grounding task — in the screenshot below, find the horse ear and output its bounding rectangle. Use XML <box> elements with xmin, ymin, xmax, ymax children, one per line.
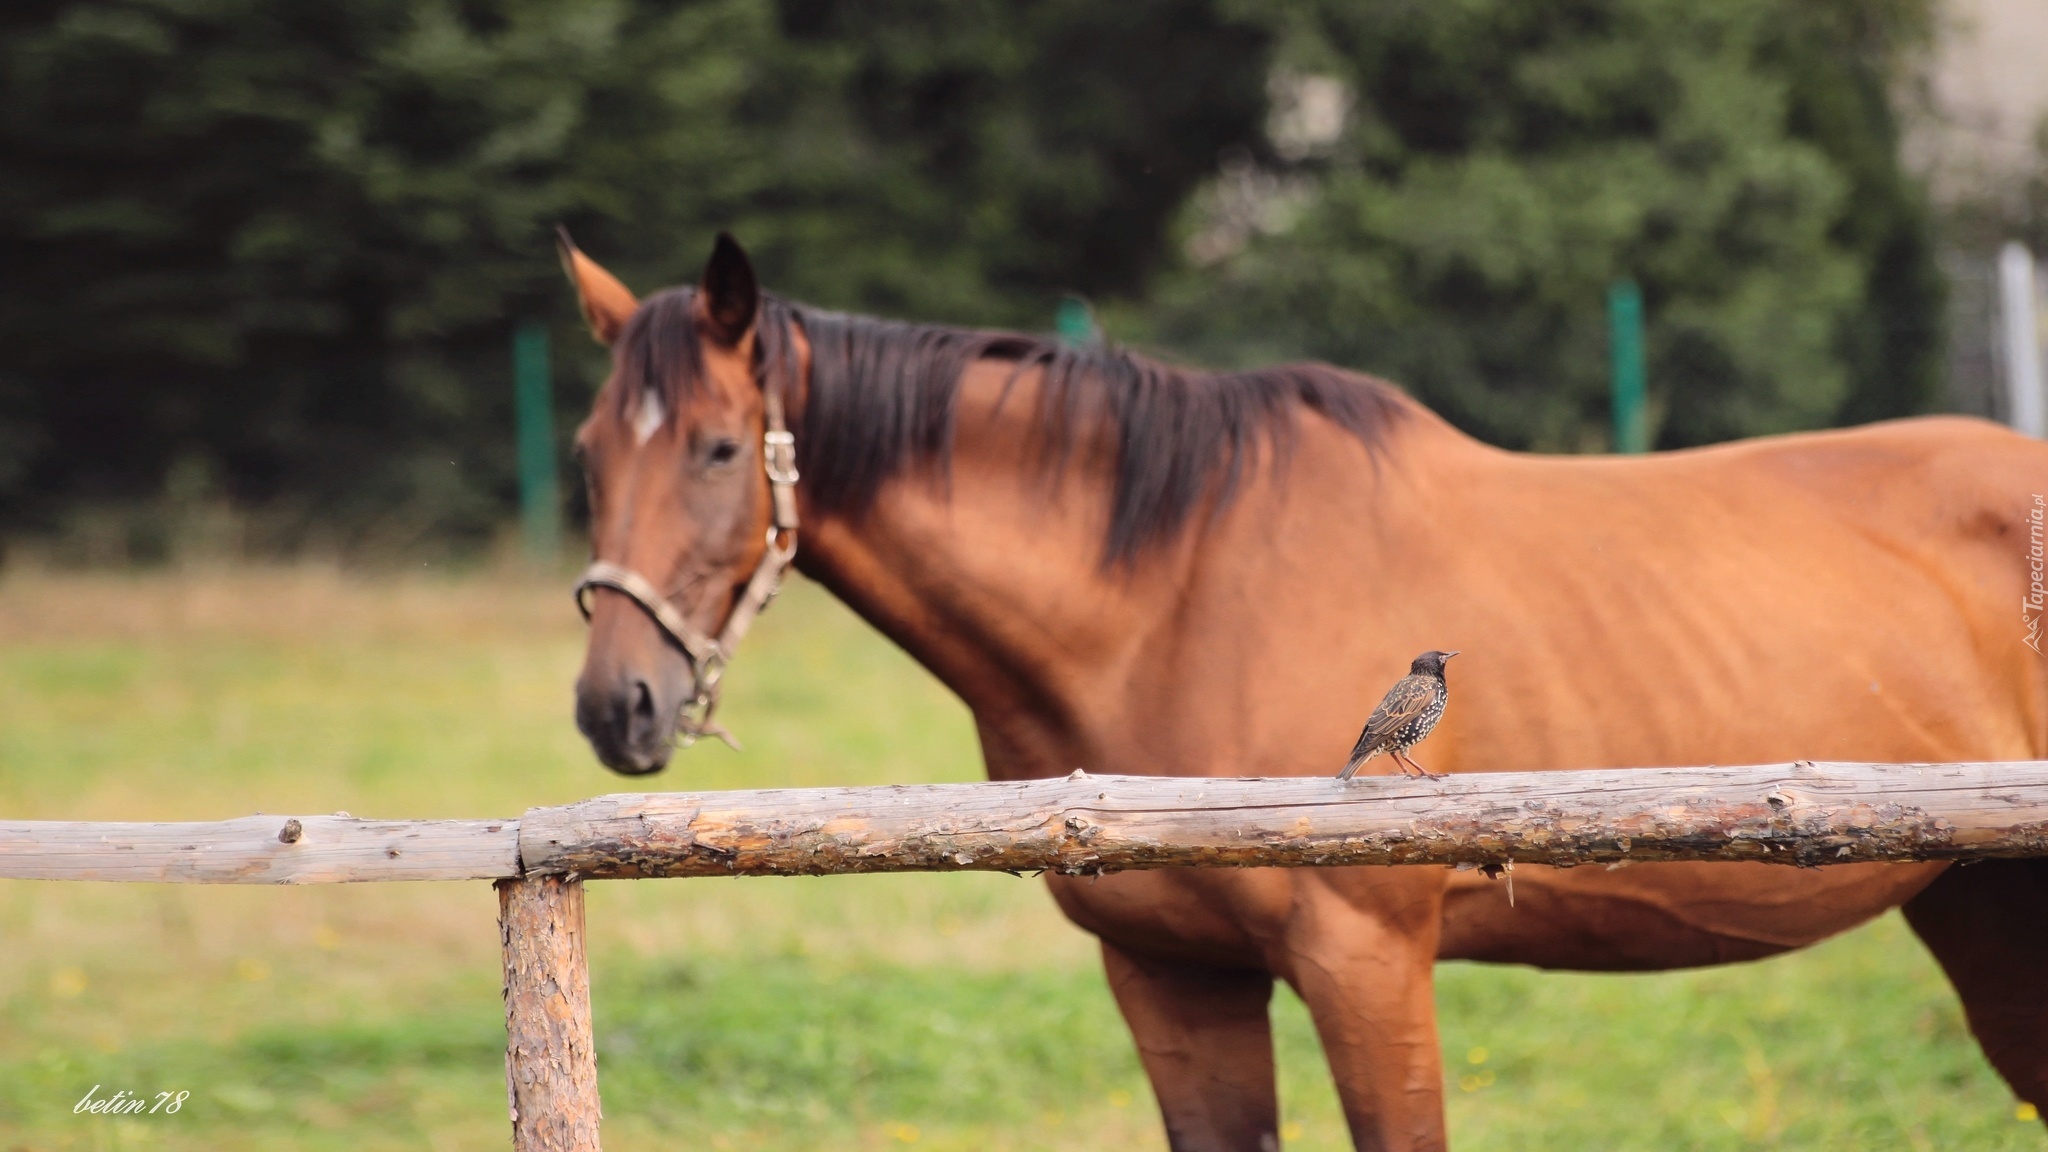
<box><xmin>697</xmin><ymin>232</ymin><xmax>758</xmax><ymax>347</ymax></box>
<box><xmin>555</xmin><ymin>226</ymin><xmax>638</xmax><ymax>345</ymax></box>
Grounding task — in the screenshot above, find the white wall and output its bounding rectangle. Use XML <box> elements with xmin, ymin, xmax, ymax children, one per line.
<box><xmin>1908</xmin><ymin>0</ymin><xmax>2048</xmax><ymax>197</ymax></box>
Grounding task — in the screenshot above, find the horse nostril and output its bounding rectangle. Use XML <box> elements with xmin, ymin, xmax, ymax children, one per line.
<box><xmin>575</xmin><ymin>670</ymin><xmax>673</xmax><ymax>774</ymax></box>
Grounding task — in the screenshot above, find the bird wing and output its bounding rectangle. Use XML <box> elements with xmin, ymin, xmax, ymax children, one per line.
<box><xmin>1348</xmin><ymin>675</ymin><xmax>1436</xmax><ymax>761</ymax></box>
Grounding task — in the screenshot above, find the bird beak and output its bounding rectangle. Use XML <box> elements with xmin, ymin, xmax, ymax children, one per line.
<box><xmin>1445</xmin><ymin>651</ymin><xmax>1460</xmax><ymax>659</ymax></box>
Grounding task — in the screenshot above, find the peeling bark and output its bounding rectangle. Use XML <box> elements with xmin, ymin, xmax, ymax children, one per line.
<box><xmin>5</xmin><ymin>762</ymin><xmax>2044</xmax><ymax>888</ymax></box>
<box><xmin>517</xmin><ymin>762</ymin><xmax>2048</xmax><ymax>879</ymax></box>
<box><xmin>498</xmin><ymin>876</ymin><xmax>602</xmax><ymax>1152</ymax></box>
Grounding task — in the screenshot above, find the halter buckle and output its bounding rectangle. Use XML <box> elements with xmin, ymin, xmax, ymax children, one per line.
<box><xmin>763</xmin><ymin>429</ymin><xmax>799</xmax><ymax>486</ymax></box>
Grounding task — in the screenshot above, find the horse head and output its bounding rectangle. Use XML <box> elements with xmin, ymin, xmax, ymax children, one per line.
<box><xmin>561</xmin><ymin>231</ymin><xmax>798</xmax><ymax>775</ymax></box>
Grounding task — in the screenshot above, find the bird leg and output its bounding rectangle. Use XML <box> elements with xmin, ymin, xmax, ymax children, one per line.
<box><xmin>1393</xmin><ymin>749</ymin><xmax>1445</xmax><ymax>780</ymax></box>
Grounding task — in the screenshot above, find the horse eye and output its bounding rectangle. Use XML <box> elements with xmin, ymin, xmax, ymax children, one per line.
<box><xmin>706</xmin><ymin>438</ymin><xmax>741</xmax><ymax>467</ymax></box>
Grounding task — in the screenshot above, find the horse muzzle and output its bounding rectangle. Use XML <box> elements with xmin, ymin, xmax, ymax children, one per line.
<box><xmin>574</xmin><ymin>660</ymin><xmax>684</xmax><ymax>776</ymax></box>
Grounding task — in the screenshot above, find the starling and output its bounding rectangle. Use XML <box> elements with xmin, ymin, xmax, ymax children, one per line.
<box><xmin>1338</xmin><ymin>651</ymin><xmax>1458</xmax><ymax>780</ymax></box>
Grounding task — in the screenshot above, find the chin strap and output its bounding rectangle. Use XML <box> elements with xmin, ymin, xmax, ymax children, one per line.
<box><xmin>573</xmin><ymin>386</ymin><xmax>800</xmax><ymax>751</ymax></box>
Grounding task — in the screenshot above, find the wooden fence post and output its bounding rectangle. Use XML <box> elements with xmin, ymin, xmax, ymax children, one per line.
<box><xmin>497</xmin><ymin>876</ymin><xmax>602</xmax><ymax>1151</ymax></box>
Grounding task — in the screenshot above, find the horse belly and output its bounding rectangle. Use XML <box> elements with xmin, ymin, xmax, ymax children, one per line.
<box><xmin>1044</xmin><ymin>868</ymin><xmax>1302</xmax><ymax>970</ymax></box>
<box><xmin>1435</xmin><ymin>859</ymin><xmax>1945</xmax><ymax>971</ymax></box>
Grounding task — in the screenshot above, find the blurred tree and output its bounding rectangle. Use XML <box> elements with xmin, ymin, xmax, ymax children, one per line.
<box><xmin>0</xmin><ymin>0</ymin><xmax>1269</xmax><ymax>547</ymax></box>
<box><xmin>0</xmin><ymin>0</ymin><xmax>1949</xmax><ymax>549</ymax></box>
<box><xmin>1148</xmin><ymin>0</ymin><xmax>1942</xmax><ymax>451</ymax></box>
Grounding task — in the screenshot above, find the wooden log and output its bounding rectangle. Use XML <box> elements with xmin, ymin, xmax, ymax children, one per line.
<box><xmin>3</xmin><ymin>761</ymin><xmax>2045</xmax><ymax>886</ymax></box>
<box><xmin>0</xmin><ymin>815</ymin><xmax>520</xmax><ymax>883</ymax></box>
<box><xmin>498</xmin><ymin>876</ymin><xmax>602</xmax><ymax>1152</ymax></box>
<box><xmin>519</xmin><ymin>761</ymin><xmax>2048</xmax><ymax>879</ymax></box>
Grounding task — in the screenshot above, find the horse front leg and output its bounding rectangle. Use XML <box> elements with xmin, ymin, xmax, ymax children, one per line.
<box><xmin>1101</xmin><ymin>941</ymin><xmax>1281</xmax><ymax>1152</ymax></box>
<box><xmin>1282</xmin><ymin>871</ymin><xmax>1448</xmax><ymax>1152</ymax></box>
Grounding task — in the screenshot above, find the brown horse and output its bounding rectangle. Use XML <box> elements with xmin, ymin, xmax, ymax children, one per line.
<box><xmin>564</xmin><ymin>233</ymin><xmax>2048</xmax><ymax>1151</ymax></box>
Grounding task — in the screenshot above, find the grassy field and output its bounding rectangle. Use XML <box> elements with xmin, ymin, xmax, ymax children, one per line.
<box><xmin>0</xmin><ymin>565</ymin><xmax>2040</xmax><ymax>1151</ymax></box>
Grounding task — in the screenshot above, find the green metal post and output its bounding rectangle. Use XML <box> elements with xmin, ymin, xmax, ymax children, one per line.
<box><xmin>1607</xmin><ymin>279</ymin><xmax>1648</xmax><ymax>454</ymax></box>
<box><xmin>1055</xmin><ymin>295</ymin><xmax>1100</xmax><ymax>348</ymax></box>
<box><xmin>513</xmin><ymin>322</ymin><xmax>561</xmax><ymax>559</ymax></box>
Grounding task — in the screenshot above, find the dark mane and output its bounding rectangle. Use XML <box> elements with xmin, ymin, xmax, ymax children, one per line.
<box><xmin>612</xmin><ymin>288</ymin><xmax>1408</xmax><ymax>564</ymax></box>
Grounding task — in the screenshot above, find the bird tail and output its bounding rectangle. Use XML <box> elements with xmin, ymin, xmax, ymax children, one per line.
<box><xmin>1337</xmin><ymin>747</ymin><xmax>1377</xmax><ymax>780</ymax></box>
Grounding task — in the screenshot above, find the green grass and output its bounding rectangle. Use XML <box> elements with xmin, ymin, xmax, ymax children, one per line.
<box><xmin>0</xmin><ymin>566</ymin><xmax>2039</xmax><ymax>1150</ymax></box>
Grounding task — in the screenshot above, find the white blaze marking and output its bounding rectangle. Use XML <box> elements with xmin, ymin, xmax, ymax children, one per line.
<box><xmin>632</xmin><ymin>389</ymin><xmax>665</xmax><ymax>445</ymax></box>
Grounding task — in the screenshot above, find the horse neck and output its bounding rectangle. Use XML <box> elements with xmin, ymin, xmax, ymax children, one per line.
<box><xmin>790</xmin><ymin>360</ymin><xmax>1199</xmax><ymax>780</ymax></box>
<box><xmin>787</xmin><ymin>355</ymin><xmax>1461</xmax><ymax>780</ymax></box>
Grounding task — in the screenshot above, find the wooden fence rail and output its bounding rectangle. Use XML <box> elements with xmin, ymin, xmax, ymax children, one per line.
<box><xmin>6</xmin><ymin>759</ymin><xmax>2048</xmax><ymax>1151</ymax></box>
<box><xmin>0</xmin><ymin>815</ymin><xmax>518</xmax><ymax>883</ymax></box>
<box><xmin>6</xmin><ymin>762</ymin><xmax>2047</xmax><ymax>886</ymax></box>
<box><xmin>518</xmin><ymin>760</ymin><xmax>2048</xmax><ymax>877</ymax></box>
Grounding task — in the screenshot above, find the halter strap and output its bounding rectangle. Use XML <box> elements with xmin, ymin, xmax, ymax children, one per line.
<box><xmin>572</xmin><ymin>384</ymin><xmax>800</xmax><ymax>750</ymax></box>
<box><xmin>572</xmin><ymin>560</ymin><xmax>723</xmax><ymax>668</ymax></box>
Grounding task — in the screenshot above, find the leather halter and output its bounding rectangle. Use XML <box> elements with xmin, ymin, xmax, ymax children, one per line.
<box><xmin>572</xmin><ymin>385</ymin><xmax>800</xmax><ymax>751</ymax></box>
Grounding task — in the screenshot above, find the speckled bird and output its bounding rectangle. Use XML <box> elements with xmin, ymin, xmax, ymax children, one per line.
<box><xmin>1338</xmin><ymin>651</ymin><xmax>1457</xmax><ymax>780</ymax></box>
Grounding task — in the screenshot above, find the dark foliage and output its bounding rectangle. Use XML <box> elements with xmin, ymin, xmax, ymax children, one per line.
<box><xmin>0</xmin><ymin>0</ymin><xmax>1271</xmax><ymax>547</ymax></box>
<box><xmin>0</xmin><ymin>0</ymin><xmax>1945</xmax><ymax>553</ymax></box>
<box><xmin>1149</xmin><ymin>0</ymin><xmax>1943</xmax><ymax>453</ymax></box>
